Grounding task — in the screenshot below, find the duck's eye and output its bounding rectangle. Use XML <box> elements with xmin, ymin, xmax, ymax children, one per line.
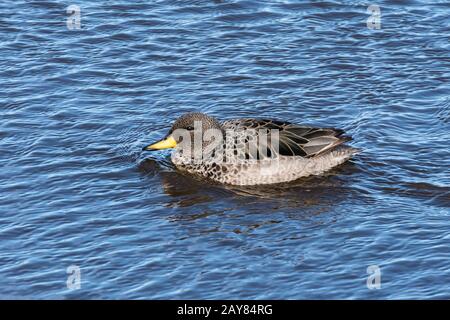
<box><xmin>186</xmin><ymin>126</ymin><xmax>194</xmax><ymax>131</ymax></box>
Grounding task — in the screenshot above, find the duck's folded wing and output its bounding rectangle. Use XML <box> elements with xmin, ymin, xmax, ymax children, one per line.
<box><xmin>223</xmin><ymin>118</ymin><xmax>352</xmax><ymax>159</ymax></box>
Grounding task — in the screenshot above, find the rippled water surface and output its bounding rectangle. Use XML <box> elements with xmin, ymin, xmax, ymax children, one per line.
<box><xmin>1</xmin><ymin>0</ymin><xmax>449</xmax><ymax>299</ymax></box>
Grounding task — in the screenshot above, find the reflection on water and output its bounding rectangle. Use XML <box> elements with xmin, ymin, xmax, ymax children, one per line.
<box><xmin>138</xmin><ymin>156</ymin><xmax>358</xmax><ymax>205</ymax></box>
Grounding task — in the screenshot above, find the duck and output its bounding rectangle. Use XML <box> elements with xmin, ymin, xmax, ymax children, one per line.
<box><xmin>142</xmin><ymin>112</ymin><xmax>358</xmax><ymax>186</ymax></box>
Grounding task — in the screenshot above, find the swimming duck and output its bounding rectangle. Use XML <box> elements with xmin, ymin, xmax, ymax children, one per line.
<box><xmin>142</xmin><ymin>112</ymin><xmax>358</xmax><ymax>186</ymax></box>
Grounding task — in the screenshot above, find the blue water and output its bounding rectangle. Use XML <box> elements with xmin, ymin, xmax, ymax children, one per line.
<box><xmin>0</xmin><ymin>0</ymin><xmax>449</xmax><ymax>299</ymax></box>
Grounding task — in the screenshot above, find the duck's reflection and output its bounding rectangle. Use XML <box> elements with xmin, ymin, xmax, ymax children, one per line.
<box><xmin>138</xmin><ymin>157</ymin><xmax>215</xmax><ymax>206</ymax></box>
<box><xmin>138</xmin><ymin>157</ymin><xmax>361</xmax><ymax>225</ymax></box>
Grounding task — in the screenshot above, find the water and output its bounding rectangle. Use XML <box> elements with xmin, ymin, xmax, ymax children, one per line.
<box><xmin>0</xmin><ymin>0</ymin><xmax>449</xmax><ymax>299</ymax></box>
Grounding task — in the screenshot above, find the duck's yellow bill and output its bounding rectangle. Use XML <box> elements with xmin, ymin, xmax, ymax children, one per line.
<box><xmin>142</xmin><ymin>136</ymin><xmax>177</xmax><ymax>151</ymax></box>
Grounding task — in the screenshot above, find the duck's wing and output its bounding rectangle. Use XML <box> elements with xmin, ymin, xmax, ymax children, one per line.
<box><xmin>222</xmin><ymin>118</ymin><xmax>352</xmax><ymax>159</ymax></box>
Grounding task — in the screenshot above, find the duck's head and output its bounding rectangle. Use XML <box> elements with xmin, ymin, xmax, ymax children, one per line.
<box><xmin>142</xmin><ymin>112</ymin><xmax>222</xmax><ymax>151</ymax></box>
